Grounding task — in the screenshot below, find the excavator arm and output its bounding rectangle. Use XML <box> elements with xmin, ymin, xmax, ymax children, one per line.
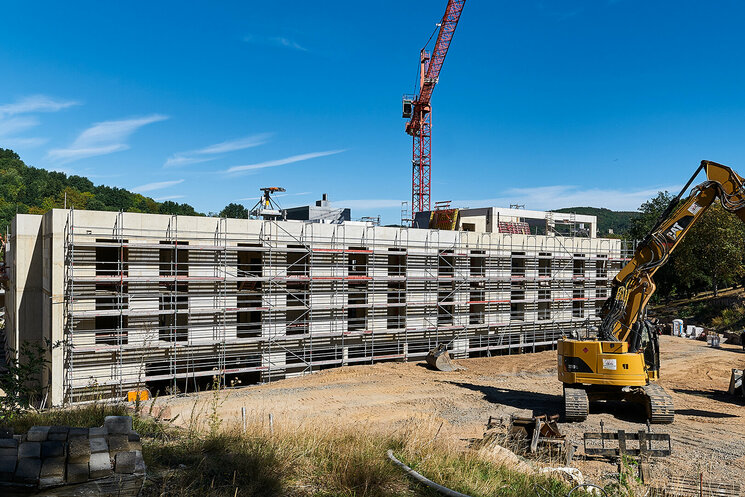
<box><xmin>600</xmin><ymin>160</ymin><xmax>745</xmax><ymax>347</ymax></box>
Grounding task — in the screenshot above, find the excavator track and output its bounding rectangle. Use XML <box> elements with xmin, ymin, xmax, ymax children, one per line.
<box><xmin>564</xmin><ymin>387</ymin><xmax>589</xmax><ymax>422</ymax></box>
<box><xmin>642</xmin><ymin>383</ymin><xmax>674</xmax><ymax>424</ymax></box>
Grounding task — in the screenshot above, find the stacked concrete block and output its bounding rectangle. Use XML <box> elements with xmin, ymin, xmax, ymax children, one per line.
<box><xmin>0</xmin><ymin>416</ymin><xmax>145</xmax><ymax>496</ymax></box>
<box><xmin>0</xmin><ymin>438</ymin><xmax>19</xmax><ymax>480</ymax></box>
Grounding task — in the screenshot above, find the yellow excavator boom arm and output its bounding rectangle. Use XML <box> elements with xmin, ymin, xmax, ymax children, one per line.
<box><xmin>600</xmin><ymin>160</ymin><xmax>745</xmax><ymax>344</ymax></box>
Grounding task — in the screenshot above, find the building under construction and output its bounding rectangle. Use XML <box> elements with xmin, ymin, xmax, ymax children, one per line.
<box><xmin>5</xmin><ymin>208</ymin><xmax>628</xmax><ymax>406</ymax></box>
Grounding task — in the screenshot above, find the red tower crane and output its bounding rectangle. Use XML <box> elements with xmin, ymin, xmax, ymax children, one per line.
<box><xmin>403</xmin><ymin>0</ymin><xmax>466</xmax><ymax>215</ymax></box>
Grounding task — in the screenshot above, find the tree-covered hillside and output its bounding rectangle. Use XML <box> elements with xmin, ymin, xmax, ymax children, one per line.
<box><xmin>553</xmin><ymin>206</ymin><xmax>637</xmax><ymax>235</ymax></box>
<box><xmin>0</xmin><ymin>148</ymin><xmax>200</xmax><ymax>231</ymax></box>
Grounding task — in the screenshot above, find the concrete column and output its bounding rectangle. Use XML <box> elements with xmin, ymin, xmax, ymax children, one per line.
<box><xmin>7</xmin><ymin>215</ymin><xmax>44</xmax><ymax>384</ymax></box>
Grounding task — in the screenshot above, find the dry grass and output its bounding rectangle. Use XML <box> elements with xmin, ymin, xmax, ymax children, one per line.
<box><xmin>6</xmin><ymin>401</ymin><xmax>130</xmax><ymax>432</ymax></box>
<box><xmin>141</xmin><ymin>406</ymin><xmax>578</xmax><ymax>497</ymax></box>
<box><xmin>8</xmin><ymin>401</ymin><xmax>597</xmax><ymax>497</ymax></box>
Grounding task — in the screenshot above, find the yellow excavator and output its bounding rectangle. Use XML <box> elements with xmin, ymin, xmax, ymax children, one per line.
<box><xmin>558</xmin><ymin>160</ymin><xmax>745</xmax><ymax>424</ymax></box>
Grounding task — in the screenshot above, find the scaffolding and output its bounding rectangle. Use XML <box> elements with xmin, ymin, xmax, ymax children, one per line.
<box><xmin>56</xmin><ymin>209</ymin><xmax>631</xmax><ymax>403</ymax></box>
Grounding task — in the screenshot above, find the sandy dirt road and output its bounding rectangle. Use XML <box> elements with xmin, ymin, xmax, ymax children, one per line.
<box><xmin>158</xmin><ymin>336</ymin><xmax>745</xmax><ymax>484</ymax></box>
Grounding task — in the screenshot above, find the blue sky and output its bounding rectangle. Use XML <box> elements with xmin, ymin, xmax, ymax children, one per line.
<box><xmin>2</xmin><ymin>1</ymin><xmax>745</xmax><ymax>223</ymax></box>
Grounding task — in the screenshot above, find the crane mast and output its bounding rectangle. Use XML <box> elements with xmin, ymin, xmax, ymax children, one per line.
<box><xmin>403</xmin><ymin>0</ymin><xmax>466</xmax><ymax>215</ymax></box>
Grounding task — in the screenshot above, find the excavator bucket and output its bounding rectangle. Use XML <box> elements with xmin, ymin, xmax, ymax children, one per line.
<box><xmin>425</xmin><ymin>343</ymin><xmax>465</xmax><ymax>372</ymax></box>
<box><xmin>728</xmin><ymin>369</ymin><xmax>744</xmax><ymax>396</ymax></box>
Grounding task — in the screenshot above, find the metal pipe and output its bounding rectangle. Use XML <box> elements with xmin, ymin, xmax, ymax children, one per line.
<box><xmin>567</xmin><ymin>484</ymin><xmax>609</xmax><ymax>496</ymax></box>
<box><xmin>386</xmin><ymin>450</ymin><xmax>473</xmax><ymax>497</ymax></box>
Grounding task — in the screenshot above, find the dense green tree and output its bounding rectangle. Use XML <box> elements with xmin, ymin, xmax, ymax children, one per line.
<box><xmin>0</xmin><ymin>168</ymin><xmax>25</xmax><ymax>206</ymax></box>
<box><xmin>219</xmin><ymin>203</ymin><xmax>248</xmax><ymax>219</ymax></box>
<box><xmin>67</xmin><ymin>175</ymin><xmax>95</xmax><ymax>193</ymax></box>
<box><xmin>627</xmin><ymin>191</ymin><xmax>679</xmax><ymax>300</ymax></box>
<box><xmin>672</xmin><ymin>204</ymin><xmax>745</xmax><ymax>296</ymax></box>
<box><xmin>627</xmin><ymin>191</ymin><xmax>675</xmax><ymax>241</ymax></box>
<box><xmin>158</xmin><ymin>201</ymin><xmax>198</xmax><ymax>216</ymax></box>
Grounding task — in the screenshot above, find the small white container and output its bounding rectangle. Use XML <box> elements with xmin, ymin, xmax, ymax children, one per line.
<box><xmin>672</xmin><ymin>319</ymin><xmax>684</xmax><ymax>337</ymax></box>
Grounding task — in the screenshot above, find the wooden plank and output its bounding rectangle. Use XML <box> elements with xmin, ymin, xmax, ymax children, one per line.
<box><xmin>585</xmin><ymin>448</ymin><xmax>669</xmax><ymax>457</ymax></box>
<box><xmin>645</xmin><ymin>433</ymin><xmax>671</xmax><ymax>441</ymax></box>
<box><xmin>638</xmin><ymin>430</ymin><xmax>646</xmax><ymax>456</ymax></box>
<box><xmin>583</xmin><ymin>432</ymin><xmax>620</xmax><ymax>440</ymax></box>
<box><xmin>646</xmin><ymin>449</ymin><xmax>671</xmax><ymax>457</ymax></box>
<box><xmin>530</xmin><ymin>419</ymin><xmax>541</xmax><ymax>453</ymax></box>
<box><xmin>639</xmin><ymin>459</ymin><xmax>650</xmax><ymax>484</ymax></box>
<box><xmin>584</xmin><ymin>431</ymin><xmax>671</xmax><ymax>442</ymax></box>
<box><xmin>585</xmin><ymin>448</ymin><xmax>628</xmax><ymax>456</ymax></box>
<box><xmin>618</xmin><ymin>430</ymin><xmax>626</xmax><ymax>455</ymax></box>
<box><xmin>564</xmin><ymin>439</ymin><xmax>575</xmax><ymax>466</ymax></box>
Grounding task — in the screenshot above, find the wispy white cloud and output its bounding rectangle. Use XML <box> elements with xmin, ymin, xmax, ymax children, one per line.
<box><xmin>47</xmin><ymin>114</ymin><xmax>168</xmax><ymax>163</ymax></box>
<box><xmin>0</xmin><ymin>136</ymin><xmax>48</xmax><ymax>148</ymax></box>
<box><xmin>49</xmin><ymin>144</ymin><xmax>128</xmax><ymax>162</ymax></box>
<box><xmin>163</xmin><ymin>155</ymin><xmax>216</xmax><ymax>167</ymax></box>
<box><xmin>199</xmin><ymin>134</ymin><xmax>272</xmax><ymax>154</ymax></box>
<box><xmin>0</xmin><ymin>116</ymin><xmax>40</xmax><ymax>137</ymax></box>
<box><xmin>451</xmin><ymin>184</ymin><xmax>680</xmax><ymax>212</ymax></box>
<box><xmin>333</xmin><ymin>199</ymin><xmax>405</xmax><ymax>209</ymax></box>
<box><xmin>243</xmin><ymin>34</ymin><xmax>308</xmax><ymax>52</ymax></box>
<box><xmin>132</xmin><ymin>179</ymin><xmax>184</xmax><ymax>193</ymax></box>
<box><xmin>225</xmin><ymin>149</ymin><xmax>346</xmax><ymax>175</ymax></box>
<box><xmin>0</xmin><ymin>95</ymin><xmax>79</xmax><ymax>118</ymax></box>
<box><xmin>275</xmin><ymin>191</ymin><xmax>312</xmax><ymax>198</ymax></box>
<box><xmin>0</xmin><ymin>95</ymin><xmax>79</xmax><ymax>147</ymax></box>
<box><xmin>154</xmin><ymin>194</ymin><xmax>186</xmax><ymax>201</ymax></box>
<box><xmin>165</xmin><ymin>133</ymin><xmax>271</xmax><ymax>167</ymax></box>
<box><xmin>271</xmin><ymin>37</ymin><xmax>307</xmax><ymax>52</ymax></box>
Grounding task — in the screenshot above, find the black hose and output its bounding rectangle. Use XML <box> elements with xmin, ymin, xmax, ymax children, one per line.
<box><xmin>568</xmin><ymin>483</ymin><xmax>609</xmax><ymax>496</ymax></box>
<box><xmin>386</xmin><ymin>450</ymin><xmax>473</xmax><ymax>497</ymax></box>
<box><xmin>388</xmin><ymin>450</ymin><xmax>609</xmax><ymax>497</ymax></box>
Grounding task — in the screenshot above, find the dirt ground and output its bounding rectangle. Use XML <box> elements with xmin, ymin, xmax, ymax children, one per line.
<box><xmin>157</xmin><ymin>336</ymin><xmax>745</xmax><ymax>487</ymax></box>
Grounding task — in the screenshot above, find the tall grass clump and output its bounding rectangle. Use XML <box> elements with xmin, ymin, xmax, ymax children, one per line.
<box><xmin>6</xmin><ymin>401</ymin><xmax>130</xmax><ymax>433</ymax></box>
